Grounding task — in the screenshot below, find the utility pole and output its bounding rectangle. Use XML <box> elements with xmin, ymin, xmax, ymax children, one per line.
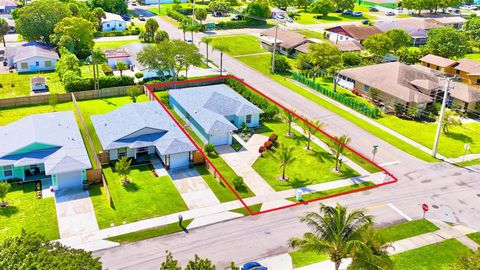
<box><xmin>271</xmin><ymin>22</ymin><xmax>279</xmax><ymax>74</ymax></box>
<box><xmin>192</xmin><ymin>0</ymin><xmax>195</xmax><ymax>25</ymax></box>
<box><xmin>158</xmin><ymin>0</ymin><xmax>161</xmax><ymax>16</ymax></box>
<box><xmin>432</xmin><ymin>77</ymin><xmax>452</xmax><ymax>158</ymax></box>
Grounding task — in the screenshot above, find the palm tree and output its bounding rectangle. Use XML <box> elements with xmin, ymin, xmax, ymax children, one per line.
<box><xmin>289</xmin><ymin>203</ymin><xmax>374</xmax><ymax>270</ymax></box>
<box><xmin>330</xmin><ymin>134</ymin><xmax>350</xmax><ymax>172</ymax></box>
<box><xmin>179</xmin><ymin>22</ymin><xmax>188</xmax><ymax>41</ymax></box>
<box><xmin>302</xmin><ymin>118</ymin><xmax>325</xmax><ymax>150</ymax></box>
<box><xmin>212</xmin><ymin>42</ymin><xmax>230</xmax><ymax>76</ymax></box>
<box><xmin>274</xmin><ymin>145</ymin><xmax>296</xmax><ymax>180</ymax></box>
<box><xmin>90</xmin><ymin>50</ymin><xmax>106</xmax><ymax>91</ymax></box>
<box><xmin>188</xmin><ymin>23</ymin><xmax>200</xmax><ymax>43</ymax></box>
<box><xmin>200</xmin><ymin>36</ymin><xmax>212</xmax><ymax>64</ymax></box>
<box><xmin>0</xmin><ymin>18</ymin><xmax>9</xmax><ymax>48</ymax></box>
<box><xmin>116</xmin><ymin>61</ymin><xmax>128</xmax><ymax>76</ymax></box>
<box><xmin>349</xmin><ymin>228</ymin><xmax>394</xmax><ymax>270</ymax></box>
<box><xmin>281</xmin><ymin>109</ymin><xmax>296</xmax><ymax>137</ymax></box>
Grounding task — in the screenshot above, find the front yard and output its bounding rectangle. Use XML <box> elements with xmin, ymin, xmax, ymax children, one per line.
<box><xmin>252</xmin><ymin>121</ymin><xmax>359</xmax><ymax>191</ymax></box>
<box><xmin>0</xmin><ymin>183</ymin><xmax>59</xmax><ymax>241</ymax></box>
<box><xmin>93</xmin><ymin>39</ymin><xmax>141</xmax><ymax>50</ymax></box>
<box><xmin>209</xmin><ymin>35</ymin><xmax>266</xmax><ymax>56</ymax></box>
<box><xmin>0</xmin><ymin>72</ymin><xmax>65</xmax><ymax>98</ymax></box>
<box><xmin>89</xmin><ymin>165</ymin><xmax>188</xmax><ymax>229</ymax></box>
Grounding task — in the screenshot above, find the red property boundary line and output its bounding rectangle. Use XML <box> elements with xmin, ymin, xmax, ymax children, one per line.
<box><xmin>145</xmin><ymin>75</ymin><xmax>398</xmax><ymax>216</ymax></box>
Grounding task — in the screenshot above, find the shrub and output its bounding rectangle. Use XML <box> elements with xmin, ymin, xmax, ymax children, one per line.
<box><xmin>271</xmin><ymin>54</ymin><xmax>291</xmax><ymax>74</ymax></box>
<box><xmin>264</xmin><ymin>140</ymin><xmax>272</xmax><ymax>149</ymax></box>
<box><xmin>167</xmin><ymin>9</ymin><xmax>191</xmax><ymax>23</ymax></box>
<box><xmin>232</xmin><ymin>176</ymin><xmax>246</xmax><ymax>191</ymax></box>
<box><xmin>134</xmin><ymin>72</ymin><xmax>144</xmax><ymax>79</ymax></box>
<box><xmin>64</xmin><ymin>77</ymin><xmax>93</xmax><ymax>92</ymax></box>
<box><xmin>258</xmin><ymin>146</ymin><xmax>266</xmax><ymax>157</ymax></box>
<box><xmin>98</xmin><ymin>76</ymin><xmax>135</xmax><ymax>88</ymax></box>
<box><xmin>64</xmin><ymin>75</ymin><xmax>135</xmax><ymax>92</ymax></box>
<box><xmin>215</xmin><ymin>19</ymin><xmax>266</xmax><ymax>29</ymax></box>
<box><xmin>204</xmin><ymin>143</ymin><xmax>216</xmax><ymax>154</ymax></box>
<box><xmin>269</xmin><ymin>133</ymin><xmax>278</xmax><ymax>142</ymax></box>
<box><xmin>102</xmin><ymin>63</ymin><xmax>113</xmax><ymax>75</ymax></box>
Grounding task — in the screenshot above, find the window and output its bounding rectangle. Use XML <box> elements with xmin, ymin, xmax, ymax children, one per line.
<box><xmin>364</xmin><ymin>85</ymin><xmax>370</xmax><ymax>92</ymax></box>
<box><xmin>477</xmin><ymin>79</ymin><xmax>480</xmax><ymax>85</ymax></box>
<box><xmin>3</xmin><ymin>166</ymin><xmax>12</xmax><ymax>177</ymax></box>
<box><xmin>45</xmin><ymin>61</ymin><xmax>52</xmax><ymax>67</ymax></box>
<box><xmin>426</xmin><ymin>63</ymin><xmax>430</xmax><ymax>67</ymax></box>
<box><xmin>456</xmin><ymin>69</ymin><xmax>460</xmax><ymax>75</ymax></box>
<box><xmin>118</xmin><ymin>147</ymin><xmax>127</xmax><ymax>157</ymax></box>
<box><xmin>246</xmin><ymin>115</ymin><xmax>252</xmax><ymax>124</ymax></box>
<box><xmin>106</xmin><ymin>23</ymin><xmax>110</xmax><ymax>27</ymax></box>
<box><xmin>20</xmin><ymin>62</ymin><xmax>28</xmax><ymax>69</ymax></box>
<box><xmin>35</xmin><ymin>61</ymin><xmax>39</xmax><ymax>67</ymax></box>
<box><xmin>436</xmin><ymin>66</ymin><xmax>440</xmax><ymax>71</ymax></box>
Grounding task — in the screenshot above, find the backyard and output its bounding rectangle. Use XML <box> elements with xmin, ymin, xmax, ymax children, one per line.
<box><xmin>252</xmin><ymin>120</ymin><xmax>359</xmax><ymax>191</ymax></box>
<box><xmin>0</xmin><ymin>183</ymin><xmax>59</xmax><ymax>241</ymax></box>
<box><xmin>89</xmin><ymin>165</ymin><xmax>189</xmax><ymax>228</ymax></box>
<box><xmin>0</xmin><ymin>72</ymin><xmax>65</xmax><ymax>98</ymax></box>
<box><xmin>209</xmin><ymin>35</ymin><xmax>266</xmax><ymax>56</ymax></box>
<box><xmin>93</xmin><ymin>39</ymin><xmax>141</xmax><ymax>50</ymax></box>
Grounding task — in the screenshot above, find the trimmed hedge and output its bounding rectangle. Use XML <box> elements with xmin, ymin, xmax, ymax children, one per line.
<box><xmin>226</xmin><ymin>78</ymin><xmax>279</xmax><ymax>120</ymax></box>
<box><xmin>64</xmin><ymin>76</ymin><xmax>135</xmax><ymax>92</ymax></box>
<box><xmin>167</xmin><ymin>9</ymin><xmax>191</xmax><ymax>23</ymax></box>
<box><xmin>292</xmin><ymin>73</ymin><xmax>382</xmax><ymax>119</ymax></box>
<box><xmin>216</xmin><ymin>19</ymin><xmax>267</xmax><ymax>29</ymax></box>
<box><xmin>94</xmin><ymin>29</ymin><xmax>141</xmax><ymax>38</ymax></box>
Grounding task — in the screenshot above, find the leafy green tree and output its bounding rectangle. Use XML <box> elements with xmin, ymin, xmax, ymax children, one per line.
<box><xmin>160</xmin><ymin>251</ymin><xmax>181</xmax><ymax>270</ymax></box>
<box><xmin>309</xmin><ymin>0</ymin><xmax>335</xmax><ymax>16</ymax></box>
<box><xmin>289</xmin><ymin>203</ymin><xmax>374</xmax><ymax>270</ymax></box>
<box><xmin>452</xmin><ymin>249</ymin><xmax>480</xmax><ymax>270</ymax></box>
<box><xmin>402</xmin><ymin>0</ymin><xmax>427</xmax><ymax>14</ymax></box>
<box><xmin>91</xmin><ymin>7</ymin><xmax>106</xmax><ymax>29</ymax></box>
<box><xmin>306</xmin><ymin>43</ymin><xmax>342</xmax><ymax>74</ymax></box>
<box><xmin>49</xmin><ymin>93</ymin><xmax>58</xmax><ymax>112</ymax></box>
<box><xmin>179</xmin><ymin>22</ymin><xmax>188</xmax><ymax>41</ymax></box>
<box><xmin>302</xmin><ymin>119</ymin><xmax>324</xmax><ymax>150</ymax></box>
<box><xmin>115</xmin><ymin>156</ymin><xmax>132</xmax><ymax>184</ymax></box>
<box><xmin>330</xmin><ymin>134</ymin><xmax>350</xmax><ymax>172</ymax></box>
<box><xmin>144</xmin><ymin>18</ymin><xmax>159</xmax><ymax>43</ymax></box>
<box><xmin>397</xmin><ymin>47</ymin><xmax>423</xmax><ymax>65</ymax></box>
<box><xmin>15</xmin><ymin>0</ymin><xmax>71</xmax><ymax>44</ymax></box>
<box><xmin>89</xmin><ymin>0</ymin><xmax>127</xmax><ymax>14</ymax></box>
<box><xmin>274</xmin><ymin>145</ymin><xmax>296</xmax><ymax>180</ymax></box>
<box><xmin>244</xmin><ymin>0</ymin><xmax>270</xmax><ymax>19</ymax></box>
<box><xmin>271</xmin><ymin>53</ymin><xmax>291</xmax><ymax>74</ymax></box>
<box><xmin>175</xmin><ymin>40</ymin><xmax>203</xmax><ymax>79</ymax></box>
<box><xmin>341</xmin><ymin>52</ymin><xmax>362</xmax><ymax>67</ymax></box>
<box><xmin>155</xmin><ymin>30</ymin><xmax>169</xmax><ymax>44</ymax></box>
<box><xmin>208</xmin><ymin>0</ymin><xmax>230</xmax><ymax>14</ymax></box>
<box><xmin>116</xmin><ymin>61</ymin><xmax>128</xmax><ymax>76</ymax></box>
<box><xmin>384</xmin><ymin>29</ymin><xmax>413</xmax><ymax>52</ymax></box>
<box><xmin>0</xmin><ymin>19</ymin><xmax>9</xmax><ymax>47</ymax></box>
<box><xmin>52</xmin><ymin>17</ymin><xmax>95</xmax><ymax>57</ymax></box>
<box><xmin>281</xmin><ymin>109</ymin><xmax>296</xmax><ymax>136</ymax></box>
<box><xmin>425</xmin><ymin>28</ymin><xmax>470</xmax><ymax>58</ymax></box>
<box><xmin>0</xmin><ymin>231</ymin><xmax>102</xmax><ymax>269</ymax></box>
<box><xmin>127</xmin><ymin>86</ymin><xmax>141</xmax><ymax>103</ymax></box>
<box><xmin>185</xmin><ymin>254</ymin><xmax>216</xmax><ymax>270</ymax></box>
<box><xmin>335</xmin><ymin>0</ymin><xmax>355</xmax><ymax>11</ymax></box>
<box><xmin>363</xmin><ymin>33</ymin><xmax>394</xmax><ymax>57</ymax></box>
<box><xmin>187</xmin><ymin>23</ymin><xmax>200</xmax><ymax>43</ymax></box>
<box><xmin>195</xmin><ymin>8</ymin><xmax>208</xmax><ymax>24</ymax></box>
<box><xmin>464</xmin><ymin>15</ymin><xmax>480</xmax><ymax>48</ymax></box>
<box><xmin>0</xmin><ymin>182</ymin><xmax>11</xmax><ymax>207</ymax></box>
<box><xmin>212</xmin><ymin>41</ymin><xmax>230</xmax><ymax>76</ymax></box>
<box><xmin>296</xmin><ymin>0</ymin><xmax>313</xmax><ymax>11</ymax></box>
<box><xmin>56</xmin><ymin>47</ymin><xmax>81</xmax><ymax>79</ymax></box>
<box><xmin>442</xmin><ymin>109</ymin><xmax>462</xmax><ymax>134</ymax></box>
<box><xmin>272</xmin><ymin>0</ymin><xmax>294</xmax><ymax>9</ymax></box>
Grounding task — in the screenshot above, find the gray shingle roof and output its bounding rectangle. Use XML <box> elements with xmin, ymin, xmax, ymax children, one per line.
<box><xmin>5</xmin><ymin>42</ymin><xmax>59</xmax><ymax>63</ymax></box>
<box><xmin>0</xmin><ymin>111</ymin><xmax>91</xmax><ymax>175</ymax></box>
<box><xmin>168</xmin><ymin>84</ymin><xmax>263</xmax><ymax>134</ymax></box>
<box><xmin>91</xmin><ymin>101</ymin><xmax>196</xmax><ymax>155</ymax></box>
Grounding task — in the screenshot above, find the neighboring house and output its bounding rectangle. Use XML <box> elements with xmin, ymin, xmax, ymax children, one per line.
<box><xmin>260</xmin><ymin>27</ymin><xmax>311</xmax><ymax>56</ymax></box>
<box><xmin>4</xmin><ymin>42</ymin><xmax>59</xmax><ymax>73</ymax></box>
<box><xmin>0</xmin><ymin>0</ymin><xmax>16</xmax><ymax>14</ymax></box>
<box><xmin>420</xmin><ymin>54</ymin><xmax>480</xmax><ymax>86</ymax></box>
<box><xmin>141</xmin><ymin>0</ymin><xmax>186</xmax><ymax>5</ymax></box>
<box><xmin>358</xmin><ymin>0</ymin><xmax>399</xmax><ymax>8</ymax></box>
<box><xmin>427</xmin><ymin>16</ymin><xmax>466</xmax><ymax>29</ymax></box>
<box><xmin>102</xmin><ymin>12</ymin><xmax>127</xmax><ymax>32</ymax></box>
<box><xmin>30</xmin><ymin>76</ymin><xmax>47</xmax><ymax>93</ymax></box>
<box><xmin>91</xmin><ymin>101</ymin><xmax>196</xmax><ymax>169</ymax></box>
<box><xmin>169</xmin><ymin>84</ymin><xmax>263</xmax><ymax>146</ymax></box>
<box><xmin>391</xmin><ymin>18</ymin><xmax>440</xmax><ymax>31</ymax></box>
<box><xmin>6</xmin><ymin>19</ymin><xmax>15</xmax><ymax>33</ymax></box>
<box><xmin>338</xmin><ymin>62</ymin><xmax>441</xmax><ymax>110</ymax></box>
<box><xmin>335</xmin><ymin>40</ymin><xmax>364</xmax><ymax>52</ymax></box>
<box><xmin>449</xmin><ymin>83</ymin><xmax>480</xmax><ymax>111</ymax></box>
<box><xmin>375</xmin><ymin>21</ymin><xmax>429</xmax><ymax>46</ymax></box>
<box><xmin>104</xmin><ymin>42</ymin><xmax>171</xmax><ymax>79</ymax></box>
<box><xmin>325</xmin><ymin>25</ymin><xmax>382</xmax><ymax>43</ymax></box>
<box><xmin>270</xmin><ymin>7</ymin><xmax>287</xmax><ymax>18</ymax></box>
<box><xmin>419</xmin><ymin>54</ymin><xmax>457</xmax><ymax>73</ymax></box>
<box><xmin>0</xmin><ymin>112</ymin><xmax>91</xmax><ymax>192</ymax></box>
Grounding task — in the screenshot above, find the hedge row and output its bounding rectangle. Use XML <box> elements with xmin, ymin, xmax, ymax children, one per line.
<box><xmin>94</xmin><ymin>29</ymin><xmax>140</xmax><ymax>38</ymax></box>
<box><xmin>64</xmin><ymin>76</ymin><xmax>135</xmax><ymax>92</ymax></box>
<box><xmin>167</xmin><ymin>9</ymin><xmax>191</xmax><ymax>23</ymax></box>
<box><xmin>216</xmin><ymin>19</ymin><xmax>267</xmax><ymax>29</ymax></box>
<box><xmin>226</xmin><ymin>78</ymin><xmax>279</xmax><ymax>120</ymax></box>
<box><xmin>292</xmin><ymin>73</ymin><xmax>382</xmax><ymax>119</ymax></box>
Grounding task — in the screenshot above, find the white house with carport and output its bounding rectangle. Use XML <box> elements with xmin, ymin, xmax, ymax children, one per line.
<box><xmin>0</xmin><ymin>111</ymin><xmax>91</xmax><ymax>192</ymax></box>
<box><xmin>102</xmin><ymin>12</ymin><xmax>127</xmax><ymax>32</ymax></box>
<box><xmin>169</xmin><ymin>84</ymin><xmax>263</xmax><ymax>146</ymax></box>
<box><xmin>91</xmin><ymin>101</ymin><xmax>196</xmax><ymax>169</ymax></box>
<box><xmin>4</xmin><ymin>42</ymin><xmax>59</xmax><ymax>73</ymax></box>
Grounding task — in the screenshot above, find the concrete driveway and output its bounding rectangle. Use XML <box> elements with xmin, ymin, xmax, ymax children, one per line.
<box><xmin>55</xmin><ymin>189</ymin><xmax>99</xmax><ymax>239</ymax></box>
<box><xmin>169</xmin><ymin>168</ymin><xmax>220</xmax><ymax>209</ymax></box>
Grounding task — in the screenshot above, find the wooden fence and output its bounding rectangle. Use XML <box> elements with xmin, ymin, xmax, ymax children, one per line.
<box><xmin>0</xmin><ymin>85</ymin><xmax>142</xmax><ymax>108</ymax></box>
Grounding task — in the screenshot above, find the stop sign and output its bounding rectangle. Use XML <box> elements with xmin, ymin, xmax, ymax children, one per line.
<box><xmin>422</xmin><ymin>203</ymin><xmax>429</xmax><ymax>212</ymax></box>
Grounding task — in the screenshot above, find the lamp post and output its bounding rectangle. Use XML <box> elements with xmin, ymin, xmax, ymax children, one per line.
<box><xmin>372</xmin><ymin>145</ymin><xmax>379</xmax><ymax>162</ymax></box>
<box><xmin>271</xmin><ymin>22</ymin><xmax>279</xmax><ymax>74</ymax></box>
<box><xmin>432</xmin><ymin>77</ymin><xmax>453</xmax><ymax>158</ymax></box>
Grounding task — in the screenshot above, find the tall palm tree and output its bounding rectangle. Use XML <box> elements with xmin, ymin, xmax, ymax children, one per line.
<box><xmin>116</xmin><ymin>61</ymin><xmax>128</xmax><ymax>77</ymax></box>
<box><xmin>330</xmin><ymin>134</ymin><xmax>351</xmax><ymax>172</ymax></box>
<box><xmin>212</xmin><ymin>42</ymin><xmax>230</xmax><ymax>76</ymax></box>
<box><xmin>274</xmin><ymin>145</ymin><xmax>296</xmax><ymax>180</ymax></box>
<box><xmin>302</xmin><ymin>118</ymin><xmax>325</xmax><ymax>150</ymax></box>
<box><xmin>188</xmin><ymin>23</ymin><xmax>200</xmax><ymax>43</ymax></box>
<box><xmin>289</xmin><ymin>204</ymin><xmax>375</xmax><ymax>270</ymax></box>
<box><xmin>179</xmin><ymin>22</ymin><xmax>188</xmax><ymax>41</ymax></box>
<box><xmin>281</xmin><ymin>109</ymin><xmax>296</xmax><ymax>137</ymax></box>
<box><xmin>0</xmin><ymin>18</ymin><xmax>9</xmax><ymax>48</ymax></box>
<box><xmin>349</xmin><ymin>228</ymin><xmax>394</xmax><ymax>270</ymax></box>
<box><xmin>200</xmin><ymin>36</ymin><xmax>212</xmax><ymax>64</ymax></box>
<box><xmin>90</xmin><ymin>50</ymin><xmax>106</xmax><ymax>91</ymax></box>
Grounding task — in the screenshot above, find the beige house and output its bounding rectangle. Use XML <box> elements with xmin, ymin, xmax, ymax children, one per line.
<box><xmin>260</xmin><ymin>27</ymin><xmax>311</xmax><ymax>56</ymax></box>
<box><xmin>420</xmin><ymin>54</ymin><xmax>480</xmax><ymax>86</ymax></box>
<box><xmin>426</xmin><ymin>16</ymin><xmax>466</xmax><ymax>29</ymax></box>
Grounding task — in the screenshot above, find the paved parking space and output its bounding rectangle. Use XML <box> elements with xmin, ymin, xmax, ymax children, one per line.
<box><xmin>169</xmin><ymin>168</ymin><xmax>220</xmax><ymax>209</ymax></box>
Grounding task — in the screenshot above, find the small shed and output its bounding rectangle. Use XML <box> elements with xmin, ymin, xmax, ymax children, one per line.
<box><xmin>30</xmin><ymin>76</ymin><xmax>47</xmax><ymax>93</ymax></box>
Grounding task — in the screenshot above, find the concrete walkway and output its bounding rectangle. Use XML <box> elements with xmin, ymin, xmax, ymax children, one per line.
<box><xmin>170</xmin><ymin>168</ymin><xmax>220</xmax><ymax>209</ymax></box>
<box><xmin>151</xmin><ymin>158</ymin><xmax>168</xmax><ymax>177</ymax></box>
<box><xmin>55</xmin><ymin>190</ymin><xmax>99</xmax><ymax>239</ymax></box>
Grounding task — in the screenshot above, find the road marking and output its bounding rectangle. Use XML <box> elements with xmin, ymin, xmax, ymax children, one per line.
<box><xmin>387</xmin><ymin>203</ymin><xmax>413</xmax><ymax>221</ymax></box>
<box><xmin>365</xmin><ymin>204</ymin><xmax>387</xmax><ymax>211</ymax></box>
<box><xmin>379</xmin><ymin>161</ymin><xmax>401</xmax><ymax>167</ymax></box>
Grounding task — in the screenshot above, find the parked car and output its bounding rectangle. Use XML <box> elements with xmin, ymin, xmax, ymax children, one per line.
<box><xmin>122</xmin><ymin>15</ymin><xmax>131</xmax><ymax>21</ymax></box>
<box><xmin>385</xmin><ymin>11</ymin><xmax>395</xmax><ymax>16</ymax></box>
<box><xmin>275</xmin><ymin>14</ymin><xmax>285</xmax><ymax>19</ymax></box>
<box><xmin>369</xmin><ymin>7</ymin><xmax>379</xmax><ymax>12</ymax></box>
<box><xmin>138</xmin><ymin>15</ymin><xmax>146</xmax><ymax>21</ymax></box>
<box><xmin>231</xmin><ymin>14</ymin><xmax>244</xmax><ymax>20</ymax></box>
<box><xmin>131</xmin><ymin>1</ymin><xmax>137</xmax><ymax>5</ymax></box>
<box><xmin>362</xmin><ymin>19</ymin><xmax>370</xmax><ymax>25</ymax></box>
<box><xmin>342</xmin><ymin>10</ymin><xmax>353</xmax><ymax>15</ymax></box>
<box><xmin>286</xmin><ymin>16</ymin><xmax>293</xmax><ymax>23</ymax></box>
<box><xmin>334</xmin><ymin>9</ymin><xmax>343</xmax><ymax>13</ymax></box>
<box><xmin>242</xmin><ymin>262</ymin><xmax>268</xmax><ymax>270</ymax></box>
<box><xmin>352</xmin><ymin>11</ymin><xmax>363</xmax><ymax>17</ymax></box>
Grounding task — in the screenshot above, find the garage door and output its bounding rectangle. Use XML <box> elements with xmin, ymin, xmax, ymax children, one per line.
<box><xmin>170</xmin><ymin>152</ymin><xmax>190</xmax><ymax>169</ymax></box>
<box><xmin>209</xmin><ymin>132</ymin><xmax>230</xmax><ymax>146</ymax></box>
<box><xmin>57</xmin><ymin>171</ymin><xmax>82</xmax><ymax>192</ymax></box>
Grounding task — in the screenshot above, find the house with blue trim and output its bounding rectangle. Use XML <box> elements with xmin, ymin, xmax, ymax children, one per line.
<box><xmin>102</xmin><ymin>12</ymin><xmax>127</xmax><ymax>32</ymax></box>
<box><xmin>91</xmin><ymin>101</ymin><xmax>196</xmax><ymax>169</ymax></box>
<box><xmin>4</xmin><ymin>42</ymin><xmax>59</xmax><ymax>73</ymax></box>
<box><xmin>0</xmin><ymin>0</ymin><xmax>17</xmax><ymax>14</ymax></box>
<box><xmin>0</xmin><ymin>112</ymin><xmax>91</xmax><ymax>192</ymax></box>
<box><xmin>169</xmin><ymin>84</ymin><xmax>263</xmax><ymax>146</ymax></box>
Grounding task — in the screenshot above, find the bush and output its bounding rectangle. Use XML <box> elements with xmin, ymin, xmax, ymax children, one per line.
<box><xmin>98</xmin><ymin>76</ymin><xmax>135</xmax><ymax>88</ymax></box>
<box><xmin>204</xmin><ymin>143</ymin><xmax>216</xmax><ymax>154</ymax></box>
<box><xmin>167</xmin><ymin>9</ymin><xmax>191</xmax><ymax>23</ymax></box>
<box><xmin>134</xmin><ymin>72</ymin><xmax>144</xmax><ymax>79</ymax></box>
<box><xmin>271</xmin><ymin>54</ymin><xmax>291</xmax><ymax>74</ymax></box>
<box><xmin>264</xmin><ymin>140</ymin><xmax>272</xmax><ymax>149</ymax></box>
<box><xmin>94</xmin><ymin>29</ymin><xmax>140</xmax><ymax>38</ymax></box>
<box><xmin>232</xmin><ymin>176</ymin><xmax>246</xmax><ymax>191</ymax></box>
<box><xmin>215</xmin><ymin>19</ymin><xmax>267</xmax><ymax>30</ymax></box>
<box><xmin>64</xmin><ymin>75</ymin><xmax>135</xmax><ymax>92</ymax></box>
<box><xmin>102</xmin><ymin>64</ymin><xmax>113</xmax><ymax>75</ymax></box>
<box><xmin>341</xmin><ymin>52</ymin><xmax>363</xmax><ymax>67</ymax></box>
<box><xmin>269</xmin><ymin>133</ymin><xmax>278</xmax><ymax>142</ymax></box>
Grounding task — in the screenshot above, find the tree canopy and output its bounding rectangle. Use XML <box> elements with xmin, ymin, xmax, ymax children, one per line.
<box><xmin>88</xmin><ymin>0</ymin><xmax>127</xmax><ymax>14</ymax></box>
<box><xmin>384</xmin><ymin>29</ymin><xmax>413</xmax><ymax>52</ymax></box>
<box><xmin>244</xmin><ymin>0</ymin><xmax>270</xmax><ymax>19</ymax></box>
<box><xmin>52</xmin><ymin>17</ymin><xmax>95</xmax><ymax>57</ymax></box>
<box><xmin>0</xmin><ymin>18</ymin><xmax>8</xmax><ymax>47</ymax></box>
<box><xmin>425</xmin><ymin>28</ymin><xmax>470</xmax><ymax>58</ymax></box>
<box><xmin>363</xmin><ymin>33</ymin><xmax>394</xmax><ymax>57</ymax></box>
<box><xmin>310</xmin><ymin>0</ymin><xmax>335</xmax><ymax>16</ymax></box>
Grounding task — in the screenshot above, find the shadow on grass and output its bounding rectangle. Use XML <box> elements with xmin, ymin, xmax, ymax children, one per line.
<box><xmin>89</xmin><ymin>183</ymin><xmax>117</xmax><ymax>210</ymax></box>
<box><xmin>309</xmin><ymin>150</ymin><xmax>334</xmax><ymax>163</ymax></box>
<box><xmin>122</xmin><ymin>182</ymin><xmax>140</xmax><ymax>192</ymax></box>
<box><xmin>0</xmin><ymin>205</ymin><xmax>19</xmax><ymax>217</ymax></box>
<box><xmin>277</xmin><ymin>177</ymin><xmax>315</xmax><ymax>189</ymax></box>
<box><xmin>445</xmin><ymin>132</ymin><xmax>474</xmax><ymax>144</ymax></box>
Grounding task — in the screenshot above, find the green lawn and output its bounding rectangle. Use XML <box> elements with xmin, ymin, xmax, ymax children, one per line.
<box><xmin>391</xmin><ymin>239</ymin><xmax>472</xmax><ymax>269</ymax></box>
<box><xmin>0</xmin><ymin>102</ymin><xmax>74</xmax><ymax>125</ymax></box>
<box><xmin>106</xmin><ymin>219</ymin><xmax>192</xmax><ymax>243</ymax></box>
<box><xmin>467</xmin><ymin>232</ymin><xmax>480</xmax><ymax>244</ymax></box>
<box><xmin>253</xmin><ymin>121</ymin><xmax>359</xmax><ymax>191</ymax></box>
<box><xmin>289</xmin><ymin>249</ymin><xmax>329</xmax><ymax>268</ymax></box>
<box><xmin>377</xmin><ymin>219</ymin><xmax>439</xmax><ymax>242</ymax></box>
<box><xmin>465</xmin><ymin>53</ymin><xmax>480</xmax><ymax>61</ymax></box>
<box><xmin>455</xmin><ymin>158</ymin><xmax>480</xmax><ymax>166</ymax></box>
<box><xmin>94</xmin><ymin>39</ymin><xmax>141</xmax><ymax>50</ymax></box>
<box><xmin>0</xmin><ymin>183</ymin><xmax>59</xmax><ymax>241</ymax></box>
<box><xmin>0</xmin><ymin>72</ymin><xmax>65</xmax><ymax>98</ymax></box>
<box><xmin>293</xmin><ymin>29</ymin><xmax>325</xmax><ymax>40</ymax></box>
<box><xmin>230</xmin><ymin>203</ymin><xmax>263</xmax><ymax>216</ymax></box>
<box><xmin>210</xmin><ymin>35</ymin><xmax>266</xmax><ymax>56</ymax></box>
<box><xmin>294</xmin><ymin>9</ymin><xmax>372</xmax><ymax>25</ymax></box>
<box><xmin>396</xmin><ymin>13</ymin><xmax>412</xmax><ymax>18</ymax></box>
<box><xmin>89</xmin><ymin>165</ymin><xmax>189</xmax><ymax>228</ymax></box>
<box><xmin>287</xmin><ymin>182</ymin><xmax>374</xmax><ymax>202</ymax></box>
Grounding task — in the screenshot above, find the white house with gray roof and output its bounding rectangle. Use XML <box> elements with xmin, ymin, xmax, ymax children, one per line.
<box><xmin>91</xmin><ymin>101</ymin><xmax>196</xmax><ymax>169</ymax></box>
<box><xmin>169</xmin><ymin>84</ymin><xmax>263</xmax><ymax>146</ymax></box>
<box><xmin>0</xmin><ymin>111</ymin><xmax>91</xmax><ymax>192</ymax></box>
<box><xmin>102</xmin><ymin>12</ymin><xmax>126</xmax><ymax>32</ymax></box>
<box><xmin>4</xmin><ymin>42</ymin><xmax>59</xmax><ymax>73</ymax></box>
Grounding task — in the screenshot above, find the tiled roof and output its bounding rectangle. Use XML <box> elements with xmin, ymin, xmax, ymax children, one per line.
<box><xmin>261</xmin><ymin>27</ymin><xmax>308</xmax><ymax>49</ymax></box>
<box><xmin>419</xmin><ymin>54</ymin><xmax>457</xmax><ymax>67</ymax></box>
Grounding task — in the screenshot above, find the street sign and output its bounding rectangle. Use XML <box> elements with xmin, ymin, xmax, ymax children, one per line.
<box><xmin>422</xmin><ymin>203</ymin><xmax>429</xmax><ymax>218</ymax></box>
<box><xmin>372</xmin><ymin>145</ymin><xmax>379</xmax><ymax>161</ymax></box>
